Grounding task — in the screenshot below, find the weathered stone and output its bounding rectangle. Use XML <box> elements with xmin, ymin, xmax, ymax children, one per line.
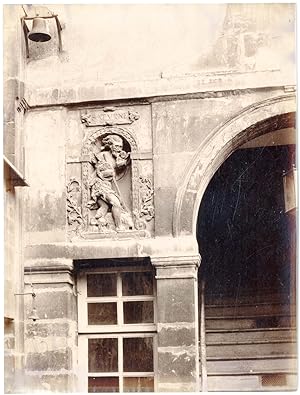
<box><xmin>40</xmin><ymin>374</ymin><xmax>76</xmax><ymax>392</ymax></box>
<box><xmin>25</xmin><ymin>192</ymin><xmax>67</xmax><ymax>233</ymax></box>
<box><xmin>157</xmin><ymin>381</ymin><xmax>197</xmax><ymax>392</ymax></box>
<box><xmin>26</xmin><ymin>349</ymin><xmax>73</xmax><ymax>371</ymax></box>
<box><xmin>23</xmin><ymin>373</ymin><xmax>75</xmax><ymax>393</ymax></box>
<box><xmin>158</xmin><ymin>325</ymin><xmax>196</xmax><ymax>347</ymax></box>
<box><xmin>25</xmin><ymin>322</ymin><xmax>70</xmax><ymax>338</ymax></box>
<box><xmin>3</xmin><ymin>78</ymin><xmax>18</xmax><ymax>123</ymax></box>
<box><xmin>4</xmin><ymin>335</ymin><xmax>15</xmax><ymax>350</ymax></box>
<box><xmin>153</xmin><ymin>187</ymin><xmax>176</xmax><ymax>236</ymax></box>
<box><xmin>24</xmin><ymin>290</ymin><xmax>76</xmax><ymax>321</ymax></box>
<box><xmin>157</xmin><ymin>279</ymin><xmax>196</xmax><ymax>323</ymax></box>
<box><xmin>3</xmin><ymin>129</ymin><xmax>15</xmax><ymax>155</ymax></box>
<box><xmin>157</xmin><ymin>348</ymin><xmax>197</xmax><ymax>379</ymax></box>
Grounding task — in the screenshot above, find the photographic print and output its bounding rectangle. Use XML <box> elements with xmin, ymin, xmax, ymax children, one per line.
<box><xmin>4</xmin><ymin>3</ymin><xmax>296</xmax><ymax>392</ymax></box>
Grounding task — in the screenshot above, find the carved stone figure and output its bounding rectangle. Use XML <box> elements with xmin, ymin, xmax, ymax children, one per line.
<box><xmin>86</xmin><ymin>134</ymin><xmax>134</xmax><ymax>232</ymax></box>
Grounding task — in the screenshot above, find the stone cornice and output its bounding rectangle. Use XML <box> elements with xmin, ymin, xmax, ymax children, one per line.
<box><xmin>24</xmin><ymin>258</ymin><xmax>74</xmax><ymax>273</ymax></box>
<box><xmin>151</xmin><ymin>254</ymin><xmax>201</xmax><ymax>268</ymax></box>
<box><xmin>24</xmin><ymin>69</ymin><xmax>295</xmax><ymax>108</ymax></box>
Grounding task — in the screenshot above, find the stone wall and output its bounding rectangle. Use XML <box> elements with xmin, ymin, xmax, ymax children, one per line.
<box><xmin>23</xmin><ymin>261</ymin><xmax>77</xmax><ymax>392</ymax></box>
<box><xmin>24</xmin><ymin>4</ymin><xmax>295</xmax><ymax>89</ymax></box>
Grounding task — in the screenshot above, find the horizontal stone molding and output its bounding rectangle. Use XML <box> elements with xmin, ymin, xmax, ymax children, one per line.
<box><xmin>24</xmin><ymin>260</ymin><xmax>74</xmax><ymax>285</ymax></box>
<box><xmin>151</xmin><ymin>255</ymin><xmax>200</xmax><ymax>267</ymax></box>
<box><xmin>24</xmin><ymin>69</ymin><xmax>294</xmax><ymax>107</ymax></box>
<box><xmin>25</xmin><ymin>235</ymin><xmax>199</xmax><ymax>261</ymax></box>
<box><xmin>25</xmin><ymin>258</ymin><xmax>73</xmax><ymax>271</ymax></box>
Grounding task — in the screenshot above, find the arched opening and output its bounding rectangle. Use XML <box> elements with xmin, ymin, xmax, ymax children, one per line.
<box><xmin>173</xmin><ymin>94</ymin><xmax>296</xmax><ymax>238</ymax></box>
<box><xmin>197</xmin><ymin>119</ymin><xmax>296</xmax><ymax>391</ymax></box>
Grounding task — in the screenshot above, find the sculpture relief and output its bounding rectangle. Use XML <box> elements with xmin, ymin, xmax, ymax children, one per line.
<box><xmin>67</xmin><ymin>119</ymin><xmax>154</xmax><ymax>239</ymax></box>
<box><xmin>67</xmin><ymin>178</ymin><xmax>85</xmax><ymax>236</ymax></box>
<box><xmin>86</xmin><ymin>134</ymin><xmax>134</xmax><ymax>232</ymax></box>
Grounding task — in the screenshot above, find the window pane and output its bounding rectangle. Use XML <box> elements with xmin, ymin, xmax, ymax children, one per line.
<box><xmin>123</xmin><ymin>377</ymin><xmax>154</xmax><ymax>392</ymax></box>
<box><xmin>122</xmin><ymin>272</ymin><xmax>153</xmax><ymax>296</ymax></box>
<box><xmin>87</xmin><ymin>273</ymin><xmax>117</xmax><ymax>297</ymax></box>
<box><xmin>88</xmin><ymin>338</ymin><xmax>118</xmax><ymax>372</ymax></box>
<box><xmin>123</xmin><ymin>337</ymin><xmax>153</xmax><ymax>372</ymax></box>
<box><xmin>88</xmin><ymin>303</ymin><xmax>117</xmax><ymax>325</ymax></box>
<box><xmin>88</xmin><ymin>377</ymin><xmax>119</xmax><ymax>393</ymax></box>
<box><xmin>123</xmin><ymin>301</ymin><xmax>154</xmax><ymax>324</ymax></box>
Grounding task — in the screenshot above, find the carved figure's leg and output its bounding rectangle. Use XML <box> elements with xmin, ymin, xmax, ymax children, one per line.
<box><xmin>95</xmin><ymin>199</ymin><xmax>109</xmax><ymax>219</ymax></box>
<box><xmin>107</xmin><ymin>195</ymin><xmax>123</xmax><ymax>230</ymax></box>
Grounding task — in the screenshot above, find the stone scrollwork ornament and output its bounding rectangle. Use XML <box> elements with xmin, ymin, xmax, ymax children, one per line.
<box><xmin>67</xmin><ymin>178</ymin><xmax>84</xmax><ymax>237</ymax></box>
<box><xmin>133</xmin><ymin>176</ymin><xmax>154</xmax><ymax>230</ymax></box>
<box><xmin>139</xmin><ymin>176</ymin><xmax>154</xmax><ymax>220</ymax></box>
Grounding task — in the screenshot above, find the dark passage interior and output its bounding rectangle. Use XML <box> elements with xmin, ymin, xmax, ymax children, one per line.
<box><xmin>197</xmin><ymin>145</ymin><xmax>296</xmax><ymax>391</ymax></box>
<box><xmin>198</xmin><ymin>145</ymin><xmax>294</xmax><ymax>299</ymax></box>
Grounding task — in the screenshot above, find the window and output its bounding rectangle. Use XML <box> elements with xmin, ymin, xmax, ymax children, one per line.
<box><xmin>77</xmin><ymin>266</ymin><xmax>157</xmax><ymax>392</ymax></box>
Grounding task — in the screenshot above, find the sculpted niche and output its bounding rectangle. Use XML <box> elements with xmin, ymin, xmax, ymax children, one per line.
<box><xmin>67</xmin><ymin>123</ymin><xmax>154</xmax><ymax>239</ymax></box>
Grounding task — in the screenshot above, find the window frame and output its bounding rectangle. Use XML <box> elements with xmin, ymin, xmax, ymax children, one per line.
<box><xmin>77</xmin><ymin>266</ymin><xmax>157</xmax><ymax>333</ymax></box>
<box><xmin>77</xmin><ymin>265</ymin><xmax>158</xmax><ymax>393</ymax></box>
<box><xmin>78</xmin><ymin>333</ymin><xmax>158</xmax><ymax>393</ymax></box>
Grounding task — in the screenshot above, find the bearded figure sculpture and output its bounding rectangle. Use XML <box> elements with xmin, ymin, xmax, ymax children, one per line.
<box><xmin>86</xmin><ymin>134</ymin><xmax>134</xmax><ymax>232</ymax></box>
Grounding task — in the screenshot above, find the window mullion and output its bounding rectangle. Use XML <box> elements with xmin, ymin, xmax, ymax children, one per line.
<box><xmin>117</xmin><ymin>273</ymin><xmax>123</xmax><ymax>326</ymax></box>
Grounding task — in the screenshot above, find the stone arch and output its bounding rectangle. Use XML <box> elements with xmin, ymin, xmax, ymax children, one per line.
<box><xmin>173</xmin><ymin>93</ymin><xmax>296</xmax><ymax>238</ymax></box>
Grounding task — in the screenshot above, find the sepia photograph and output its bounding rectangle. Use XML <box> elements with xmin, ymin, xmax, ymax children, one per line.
<box><xmin>3</xmin><ymin>3</ymin><xmax>296</xmax><ymax>393</ymax></box>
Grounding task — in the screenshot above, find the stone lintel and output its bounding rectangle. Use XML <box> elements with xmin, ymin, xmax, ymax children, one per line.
<box><xmin>24</xmin><ymin>236</ymin><xmax>199</xmax><ymax>261</ymax></box>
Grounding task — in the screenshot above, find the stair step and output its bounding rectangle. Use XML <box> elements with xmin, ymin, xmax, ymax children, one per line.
<box><xmin>205</xmin><ymin>292</ymin><xmax>291</xmax><ymax>306</ymax></box>
<box><xmin>206</xmin><ymin>357</ymin><xmax>297</xmax><ymax>375</ymax></box>
<box><xmin>206</xmin><ymin>328</ymin><xmax>296</xmax><ymax>344</ymax></box>
<box><xmin>206</xmin><ymin>316</ymin><xmax>295</xmax><ymax>330</ymax></box>
<box><xmin>201</xmin><ymin>374</ymin><xmax>297</xmax><ymax>391</ymax></box>
<box><xmin>206</xmin><ymin>326</ymin><xmax>296</xmax><ymax>333</ymax></box>
<box><xmin>205</xmin><ymin>304</ymin><xmax>295</xmax><ymax>317</ymax></box>
<box><xmin>206</xmin><ymin>342</ymin><xmax>296</xmax><ymax>359</ymax></box>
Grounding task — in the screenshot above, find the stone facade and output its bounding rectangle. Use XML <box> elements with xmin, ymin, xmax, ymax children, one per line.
<box><xmin>4</xmin><ymin>4</ymin><xmax>296</xmax><ymax>393</ymax></box>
